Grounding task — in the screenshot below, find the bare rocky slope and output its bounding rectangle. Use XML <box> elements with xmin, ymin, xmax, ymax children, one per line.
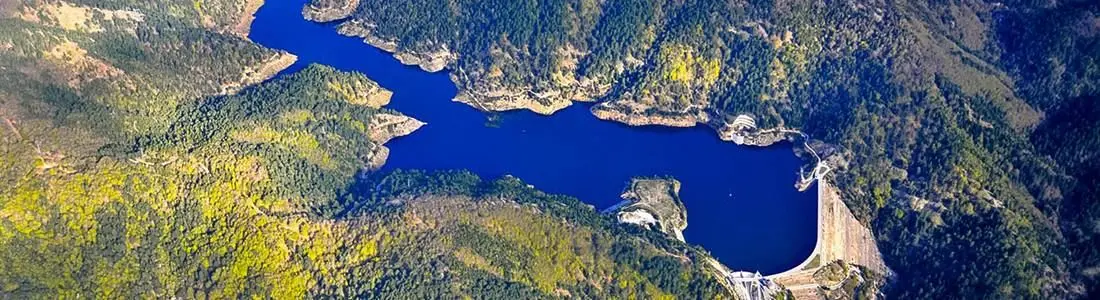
<box><xmin>605</xmin><ymin>178</ymin><xmax>690</xmax><ymax>242</ymax></box>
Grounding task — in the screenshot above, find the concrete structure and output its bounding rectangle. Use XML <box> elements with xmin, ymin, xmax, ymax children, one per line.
<box><xmin>719</xmin><ymin>179</ymin><xmax>887</xmax><ymax>300</ymax></box>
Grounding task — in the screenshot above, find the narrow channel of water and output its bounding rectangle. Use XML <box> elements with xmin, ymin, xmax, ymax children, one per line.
<box><xmin>250</xmin><ymin>0</ymin><xmax>816</xmax><ymax>275</ymax></box>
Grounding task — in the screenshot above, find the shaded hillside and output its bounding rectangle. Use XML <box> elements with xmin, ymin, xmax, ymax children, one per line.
<box><xmin>1032</xmin><ymin>96</ymin><xmax>1100</xmax><ymax>296</ymax></box>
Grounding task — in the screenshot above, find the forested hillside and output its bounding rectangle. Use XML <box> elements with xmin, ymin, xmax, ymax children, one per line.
<box><xmin>0</xmin><ymin>0</ymin><xmax>285</xmax><ymax>138</ymax></box>
<box><xmin>1032</xmin><ymin>95</ymin><xmax>1100</xmax><ymax>297</ymax></box>
<box><xmin>0</xmin><ymin>0</ymin><xmax>734</xmax><ymax>298</ymax></box>
<box><xmin>317</xmin><ymin>0</ymin><xmax>1100</xmax><ymax>298</ymax></box>
<box><xmin>3</xmin><ymin>0</ymin><xmax>1098</xmax><ymax>298</ymax></box>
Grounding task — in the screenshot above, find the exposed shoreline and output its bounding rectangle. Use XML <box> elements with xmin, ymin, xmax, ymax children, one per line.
<box><xmin>604</xmin><ymin>178</ymin><xmax>689</xmax><ymax>242</ymax></box>
<box><xmin>278</xmin><ymin>2</ymin><xmax>882</xmax><ymax>296</ymax></box>
<box><xmin>302</xmin><ymin>0</ymin><xmax>359</xmax><ymax>23</ymax></box>
<box><xmin>298</xmin><ymin>0</ymin><xmax>844</xmax><ymax>271</ymax></box>
<box><xmin>364</xmin><ymin>113</ymin><xmax>426</xmax><ymax>170</ymax></box>
<box><xmin>315</xmin><ymin>20</ymin><xmax>811</xmax><ymax>155</ymax></box>
<box><xmin>233</xmin><ymin>0</ymin><xmax>266</xmax><ymax>37</ymax></box>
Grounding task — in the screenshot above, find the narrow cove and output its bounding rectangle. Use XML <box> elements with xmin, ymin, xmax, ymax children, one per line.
<box><xmin>249</xmin><ymin>0</ymin><xmax>816</xmax><ymax>275</ymax></box>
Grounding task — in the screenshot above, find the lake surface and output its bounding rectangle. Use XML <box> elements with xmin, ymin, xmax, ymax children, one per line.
<box><xmin>250</xmin><ymin>0</ymin><xmax>816</xmax><ymax>275</ymax></box>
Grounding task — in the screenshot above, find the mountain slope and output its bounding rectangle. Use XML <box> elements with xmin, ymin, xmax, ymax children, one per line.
<box><xmin>0</xmin><ymin>1</ymin><xmax>737</xmax><ymax>298</ymax></box>
<box><xmin>316</xmin><ymin>0</ymin><xmax>1100</xmax><ymax>297</ymax></box>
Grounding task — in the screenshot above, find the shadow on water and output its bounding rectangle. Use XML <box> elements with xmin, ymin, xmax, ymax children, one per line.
<box><xmin>249</xmin><ymin>0</ymin><xmax>817</xmax><ymax>275</ymax></box>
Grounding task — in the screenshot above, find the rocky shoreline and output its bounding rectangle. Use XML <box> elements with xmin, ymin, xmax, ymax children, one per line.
<box><xmin>713</xmin><ymin>114</ymin><xmax>802</xmax><ymax>147</ymax></box>
<box><xmin>302</xmin><ymin>0</ymin><xmax>359</xmax><ymax>23</ymax></box>
<box><xmin>232</xmin><ymin>0</ymin><xmax>265</xmax><ymax>37</ymax></box>
<box><xmin>448</xmin><ymin>60</ymin><xmax>611</xmax><ymax>115</ymax></box>
<box><xmin>604</xmin><ymin>178</ymin><xmax>689</xmax><ymax>242</ymax></box>
<box><xmin>325</xmin><ymin>15</ymin><xmax>612</xmax><ymax>115</ymax></box>
<box><xmin>347</xmin><ymin>78</ymin><xmax>425</xmax><ymax>170</ymax></box>
<box><xmin>365</xmin><ymin>113</ymin><xmax>425</xmax><ymax>170</ymax></box>
<box><xmin>294</xmin><ymin>0</ymin><xmax>813</xmax><ymax>154</ymax></box>
<box><xmin>589</xmin><ymin>101</ymin><xmax>801</xmax><ymax>148</ymax></box>
<box><xmin>450</xmin><ymin>83</ymin><xmax>580</xmax><ymax>115</ymax></box>
<box><xmin>589</xmin><ymin>102</ymin><xmax>706</xmax><ymax>128</ymax></box>
<box><xmin>335</xmin><ymin>20</ymin><xmax>454</xmax><ymax>73</ymax></box>
<box><xmin>285</xmin><ymin>3</ymin><xmax>886</xmax><ymax>297</ymax></box>
<box><xmin>591</xmin><ymin>107</ymin><xmax>842</xmax><ymax>193</ymax></box>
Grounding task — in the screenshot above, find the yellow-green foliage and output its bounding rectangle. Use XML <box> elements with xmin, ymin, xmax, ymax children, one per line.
<box><xmin>760</xmin><ymin>40</ymin><xmax>813</xmax><ymax>102</ymax></box>
<box><xmin>231</xmin><ymin>124</ymin><xmax>335</xmax><ymax>169</ymax></box>
<box><xmin>1</xmin><ymin>0</ymin><xmax>276</xmax><ymax>138</ymax></box>
<box><xmin>390</xmin><ymin>196</ymin><xmax>707</xmax><ymax>297</ymax></box>
<box><xmin>1</xmin><ymin>142</ymin><xmax>725</xmax><ymax>298</ymax></box>
<box><xmin>280</xmin><ymin>109</ymin><xmax>316</xmax><ymax>126</ymax></box>
<box><xmin>325</xmin><ymin>79</ymin><xmax>391</xmax><ymax>108</ymax></box>
<box><xmin>454</xmin><ymin>247</ymin><xmax>501</xmax><ymax>276</ymax></box>
<box><xmin>0</xmin><ymin>145</ymin><xmax>394</xmax><ymax>298</ymax></box>
<box><xmin>658</xmin><ymin>43</ymin><xmax>722</xmax><ymax>87</ymax></box>
<box><xmin>474</xmin><ymin>205</ymin><xmax>600</xmax><ymax>292</ymax></box>
<box><xmin>0</xmin><ymin>62</ymin><xmax>395</xmax><ymax>298</ymax></box>
<box><xmin>779</xmin><ymin>42</ymin><xmax>810</xmax><ymax>74</ymax></box>
<box><xmin>0</xmin><ymin>15</ymin><xmax>727</xmax><ymax>293</ymax></box>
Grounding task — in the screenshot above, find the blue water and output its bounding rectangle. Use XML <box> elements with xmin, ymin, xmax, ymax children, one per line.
<box><xmin>249</xmin><ymin>0</ymin><xmax>816</xmax><ymax>275</ymax></box>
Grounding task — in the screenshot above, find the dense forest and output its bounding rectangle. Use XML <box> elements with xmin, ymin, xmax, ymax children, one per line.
<box><xmin>0</xmin><ymin>0</ymin><xmax>735</xmax><ymax>297</ymax></box>
<box><xmin>1032</xmin><ymin>95</ymin><xmax>1100</xmax><ymax>297</ymax></box>
<box><xmin>322</xmin><ymin>0</ymin><xmax>1100</xmax><ymax>298</ymax></box>
<box><xmin>3</xmin><ymin>0</ymin><xmax>1099</xmax><ymax>298</ymax></box>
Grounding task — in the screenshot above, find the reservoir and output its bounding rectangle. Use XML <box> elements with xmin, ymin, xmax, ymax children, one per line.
<box><xmin>250</xmin><ymin>0</ymin><xmax>816</xmax><ymax>275</ymax></box>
